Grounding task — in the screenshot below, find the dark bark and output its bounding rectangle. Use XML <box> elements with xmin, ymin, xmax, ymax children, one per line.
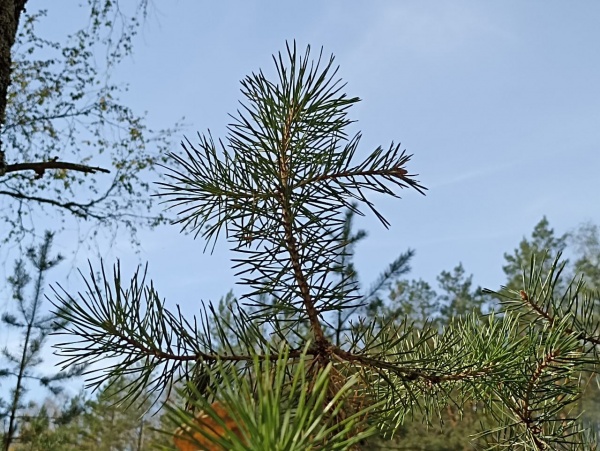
<box><xmin>0</xmin><ymin>0</ymin><xmax>27</xmax><ymax>154</ymax></box>
<box><xmin>5</xmin><ymin>160</ymin><xmax>110</xmax><ymax>177</ymax></box>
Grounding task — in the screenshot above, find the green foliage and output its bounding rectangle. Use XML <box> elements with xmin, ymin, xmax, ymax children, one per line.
<box><xmin>166</xmin><ymin>344</ymin><xmax>380</xmax><ymax>451</ymax></box>
<box><xmin>438</xmin><ymin>264</ymin><xmax>488</xmax><ymax>323</ymax></box>
<box><xmin>325</xmin><ymin>206</ymin><xmax>414</xmax><ymax>346</ymax></box>
<box><xmin>13</xmin><ymin>405</ymin><xmax>73</xmax><ymax>451</ymax></box>
<box><xmin>50</xmin><ymin>43</ymin><xmax>600</xmax><ymax>450</ymax></box>
<box><xmin>571</xmin><ymin>221</ymin><xmax>600</xmax><ymax>292</ymax></box>
<box><xmin>13</xmin><ymin>376</ymin><xmax>163</xmax><ymax>451</ymax></box>
<box><xmin>1</xmin><ymin>1</ymin><xmax>180</xmax><ymax>248</ymax></box>
<box><xmin>368</xmin><ymin>263</ymin><xmax>488</xmax><ymax>330</ymax></box>
<box><xmin>0</xmin><ymin>232</ymin><xmax>85</xmax><ymax>451</ymax></box>
<box><xmin>503</xmin><ymin>217</ymin><xmax>568</xmax><ymax>291</ymax></box>
<box><xmin>76</xmin><ymin>375</ymin><xmax>158</xmax><ymax>451</ymax></box>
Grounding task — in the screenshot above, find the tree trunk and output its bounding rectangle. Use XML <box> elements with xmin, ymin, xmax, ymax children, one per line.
<box><xmin>0</xmin><ymin>0</ymin><xmax>27</xmax><ymax>154</ymax></box>
<box><xmin>2</xmin><ymin>319</ymin><xmax>34</xmax><ymax>451</ymax></box>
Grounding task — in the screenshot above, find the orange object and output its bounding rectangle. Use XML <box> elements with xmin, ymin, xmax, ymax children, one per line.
<box><xmin>173</xmin><ymin>401</ymin><xmax>247</xmax><ymax>451</ymax></box>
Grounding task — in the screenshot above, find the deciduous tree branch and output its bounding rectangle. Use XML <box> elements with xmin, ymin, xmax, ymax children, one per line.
<box><xmin>3</xmin><ymin>159</ymin><xmax>110</xmax><ymax>178</ymax></box>
<box><xmin>0</xmin><ymin>189</ymin><xmax>106</xmax><ymax>219</ymax></box>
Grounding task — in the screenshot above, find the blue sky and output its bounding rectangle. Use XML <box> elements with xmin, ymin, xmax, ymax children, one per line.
<box><xmin>2</xmin><ymin>1</ymin><xmax>600</xmax><ymax>383</ymax></box>
<box><xmin>98</xmin><ymin>1</ymin><xmax>600</xmax><ymax>304</ymax></box>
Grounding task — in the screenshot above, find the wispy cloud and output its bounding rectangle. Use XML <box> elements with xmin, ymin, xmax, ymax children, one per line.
<box><xmin>428</xmin><ymin>159</ymin><xmax>519</xmax><ymax>190</ymax></box>
<box><xmin>347</xmin><ymin>2</ymin><xmax>515</xmax><ymax>65</ymax></box>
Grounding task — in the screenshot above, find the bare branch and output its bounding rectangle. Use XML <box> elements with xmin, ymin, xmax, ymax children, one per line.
<box><xmin>0</xmin><ymin>189</ymin><xmax>105</xmax><ymax>219</ymax></box>
<box><xmin>3</xmin><ymin>159</ymin><xmax>110</xmax><ymax>178</ymax></box>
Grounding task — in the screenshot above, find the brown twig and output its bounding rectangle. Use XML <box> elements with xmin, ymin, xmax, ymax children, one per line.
<box><xmin>332</xmin><ymin>347</ymin><xmax>494</xmax><ymax>384</ymax></box>
<box><xmin>519</xmin><ymin>290</ymin><xmax>600</xmax><ymax>346</ymax></box>
<box><xmin>276</xmin><ymin>104</ymin><xmax>328</xmax><ymax>348</ymax></box>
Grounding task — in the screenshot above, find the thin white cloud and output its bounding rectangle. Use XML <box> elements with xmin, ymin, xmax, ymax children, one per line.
<box><xmin>428</xmin><ymin>159</ymin><xmax>518</xmax><ymax>190</ymax></box>
<box><xmin>348</xmin><ymin>2</ymin><xmax>516</xmax><ymax>64</ymax></box>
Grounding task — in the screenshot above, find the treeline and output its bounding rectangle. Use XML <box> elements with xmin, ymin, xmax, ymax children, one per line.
<box><xmin>3</xmin><ymin>216</ymin><xmax>598</xmax><ymax>450</ymax></box>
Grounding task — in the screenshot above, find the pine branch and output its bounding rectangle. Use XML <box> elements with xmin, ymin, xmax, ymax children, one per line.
<box><xmin>485</xmin><ymin>254</ymin><xmax>600</xmax><ymax>352</ymax></box>
<box><xmin>518</xmin><ymin>288</ymin><xmax>600</xmax><ymax>347</ymax></box>
<box><xmin>50</xmin><ymin>42</ymin><xmax>600</xmax><ymax>450</ymax></box>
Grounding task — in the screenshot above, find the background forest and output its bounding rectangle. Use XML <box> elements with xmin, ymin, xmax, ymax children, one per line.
<box><xmin>4</xmin><ymin>216</ymin><xmax>600</xmax><ymax>450</ymax></box>
<box><xmin>1</xmin><ymin>1</ymin><xmax>599</xmax><ymax>450</ymax></box>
